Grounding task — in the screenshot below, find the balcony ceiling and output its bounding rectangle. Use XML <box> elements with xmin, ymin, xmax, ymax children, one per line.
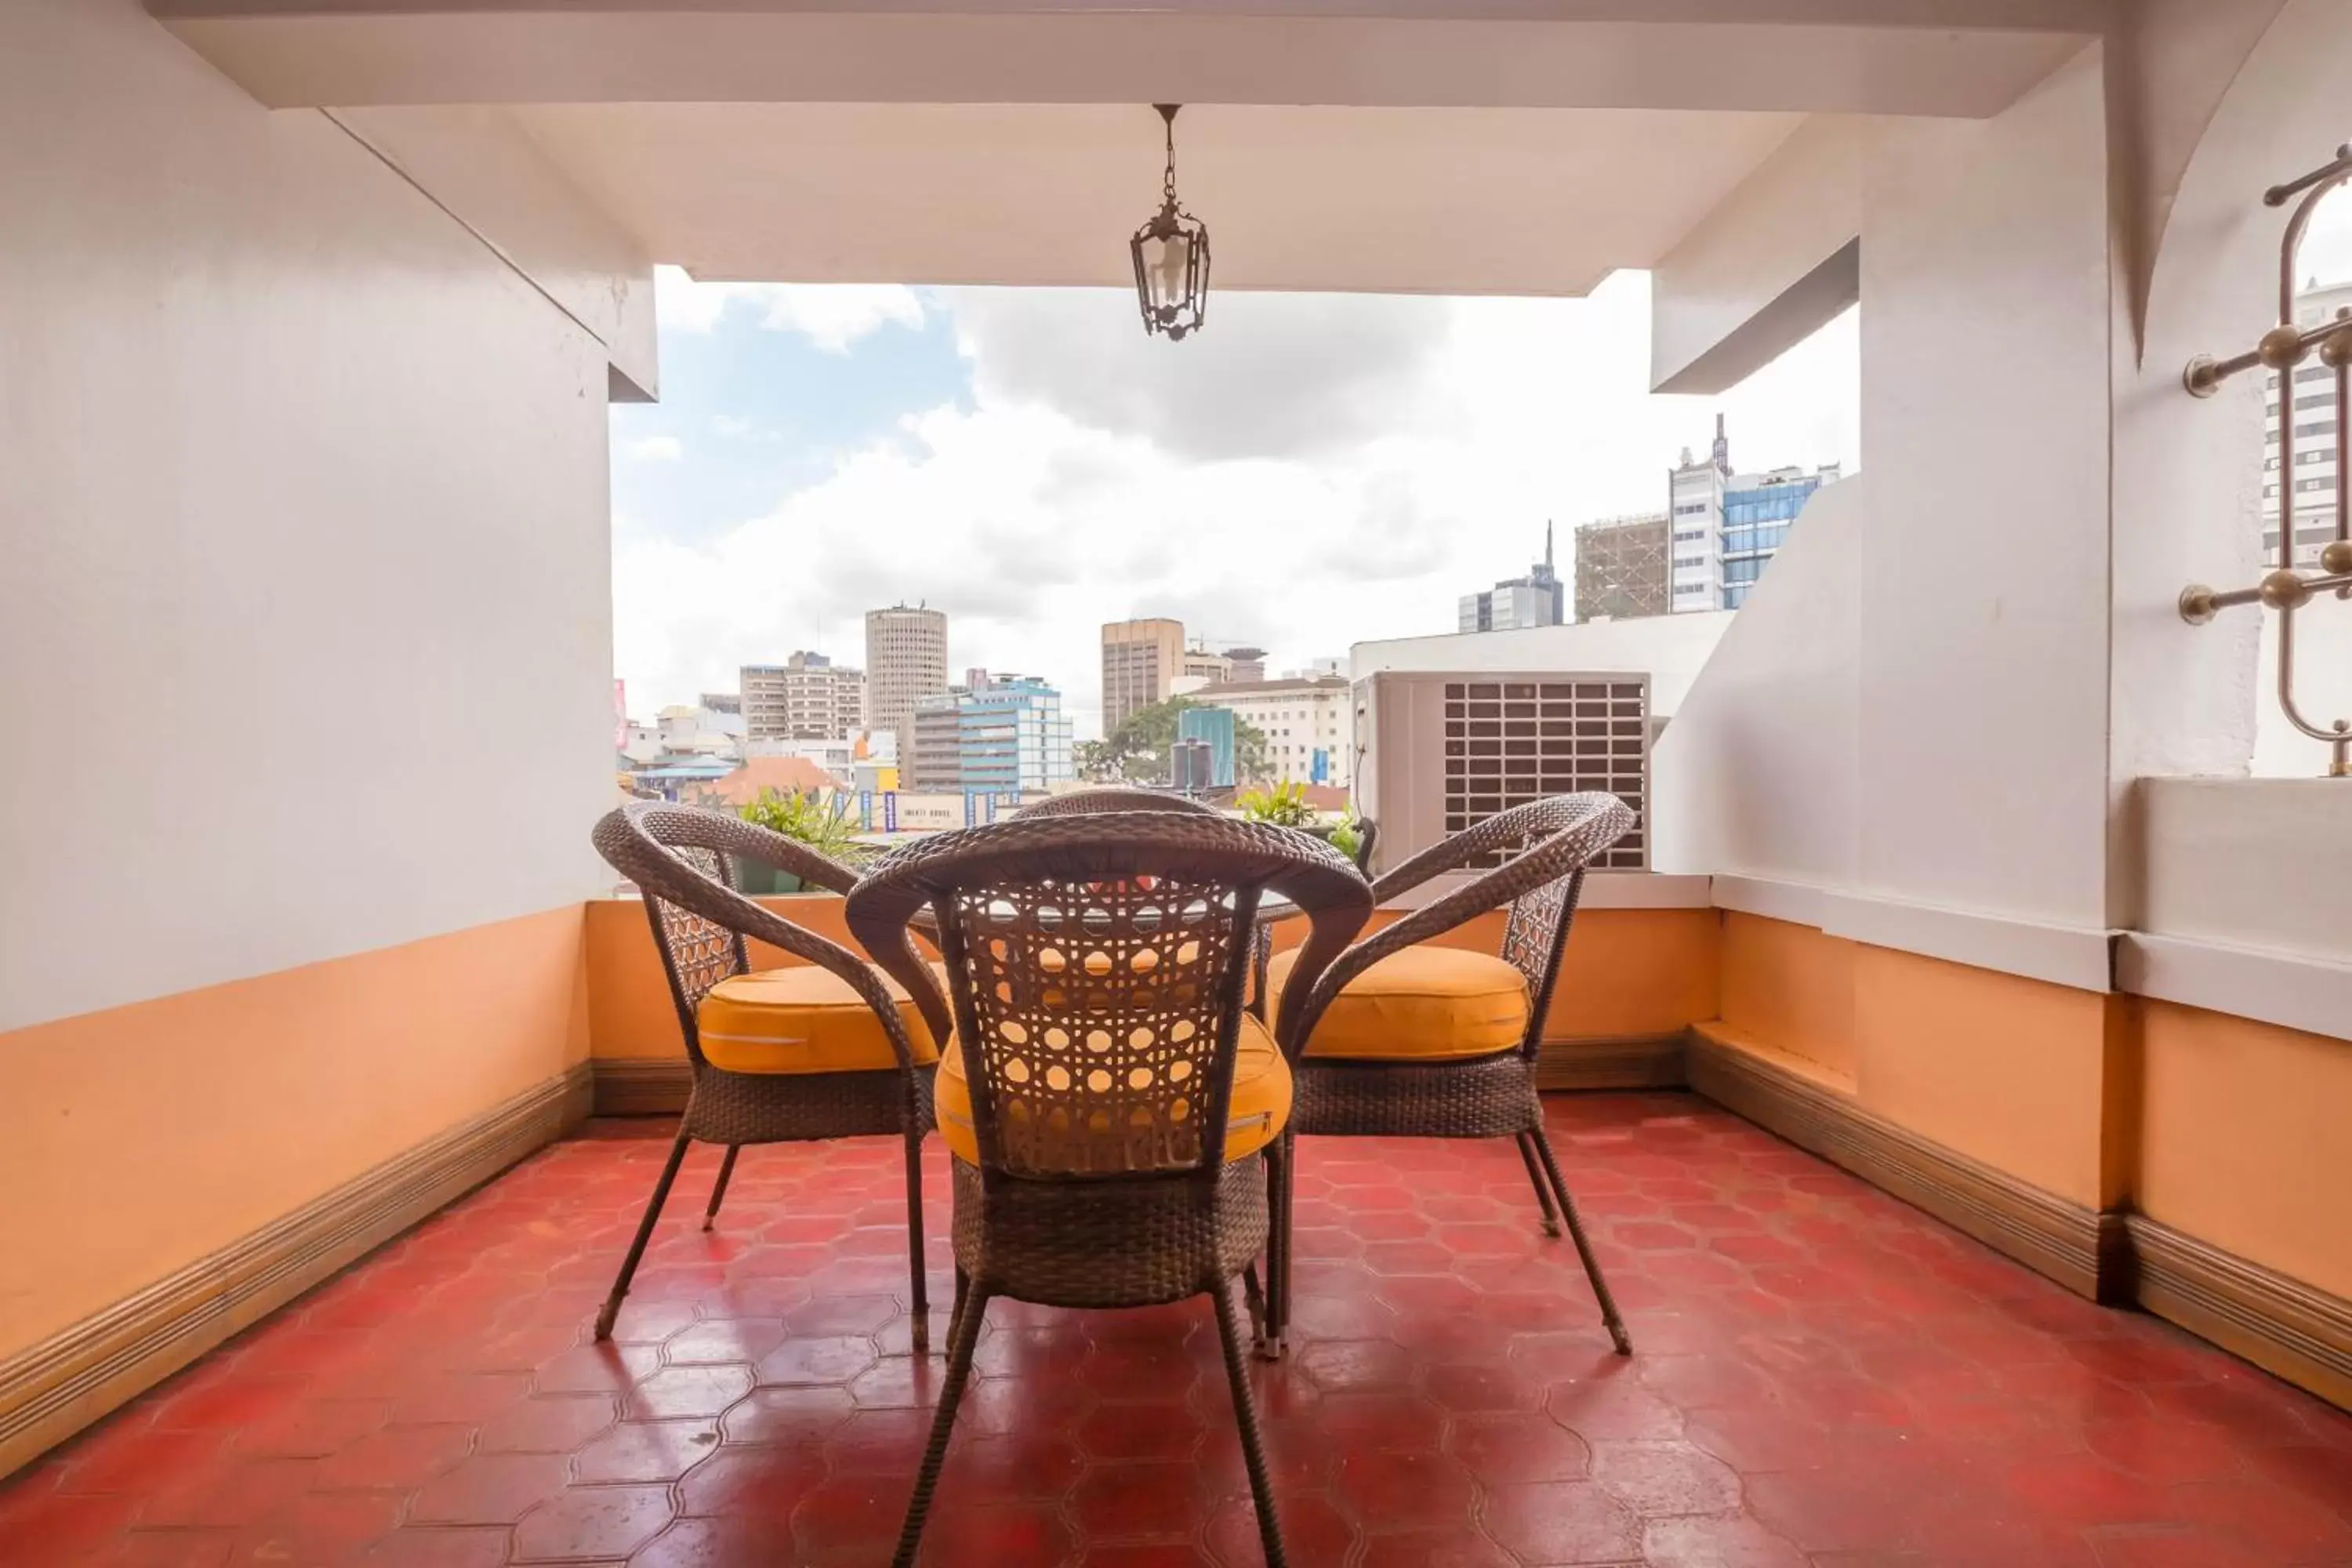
<box><xmin>499</xmin><ymin>102</ymin><xmax>1798</xmax><ymax>296</ymax></box>
<box><xmin>157</xmin><ymin>0</ymin><xmax>2099</xmax><ymax>295</ymax></box>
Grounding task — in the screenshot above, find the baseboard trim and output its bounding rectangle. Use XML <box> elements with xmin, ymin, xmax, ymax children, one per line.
<box><xmin>2125</xmin><ymin>1214</ymin><xmax>2352</xmax><ymax>1410</ymax></box>
<box><xmin>1537</xmin><ymin>1033</ymin><xmax>1690</xmax><ymax>1091</ymax></box>
<box><xmin>1686</xmin><ymin>1029</ymin><xmax>2127</xmax><ymax>1302</ymax></box>
<box><xmin>594</xmin><ymin>1056</ymin><xmax>691</xmax><ymax>1116</ymax></box>
<box><xmin>0</xmin><ymin>1061</ymin><xmax>593</xmax><ymax>1480</ymax></box>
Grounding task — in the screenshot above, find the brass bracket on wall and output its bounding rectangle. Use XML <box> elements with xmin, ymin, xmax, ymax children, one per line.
<box><xmin>2178</xmin><ymin>140</ymin><xmax>2352</xmax><ymax>777</ymax></box>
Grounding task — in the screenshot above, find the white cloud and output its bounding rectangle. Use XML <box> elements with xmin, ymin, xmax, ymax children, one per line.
<box><xmin>623</xmin><ymin>434</ymin><xmax>684</xmax><ymax>463</ymax></box>
<box><xmin>615</xmin><ymin>273</ymin><xmax>1860</xmax><ymax>740</ymax></box>
<box><xmin>655</xmin><ymin>265</ymin><xmax>924</xmax><ymax>353</ymax></box>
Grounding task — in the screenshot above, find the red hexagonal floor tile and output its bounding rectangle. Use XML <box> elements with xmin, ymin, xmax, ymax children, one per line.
<box><xmin>6</xmin><ymin>1102</ymin><xmax>2349</xmax><ymax>1568</ymax></box>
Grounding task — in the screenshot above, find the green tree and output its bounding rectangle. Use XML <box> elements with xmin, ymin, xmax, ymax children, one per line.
<box><xmin>1077</xmin><ymin>696</ymin><xmax>1269</xmax><ymax>785</ymax></box>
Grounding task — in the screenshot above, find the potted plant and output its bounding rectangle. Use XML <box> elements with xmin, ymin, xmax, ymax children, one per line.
<box><xmin>1236</xmin><ymin>780</ymin><xmax>1370</xmax><ymax>866</ymax></box>
<box><xmin>731</xmin><ymin>786</ymin><xmax>869</xmax><ymax>895</ymax></box>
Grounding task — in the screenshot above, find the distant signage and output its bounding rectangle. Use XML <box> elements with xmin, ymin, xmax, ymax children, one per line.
<box><xmin>858</xmin><ymin>790</ymin><xmax>873</xmax><ymax>830</ymax></box>
<box><xmin>1311</xmin><ymin>748</ymin><xmax>1329</xmax><ymax>785</ymax></box>
<box><xmin>882</xmin><ymin>792</ymin><xmax>898</xmax><ymax>833</ymax></box>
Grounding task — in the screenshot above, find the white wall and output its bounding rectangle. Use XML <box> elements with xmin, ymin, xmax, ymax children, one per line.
<box><xmin>1650</xmin><ymin>481</ymin><xmax>1860</xmax><ymax>885</ymax></box>
<box><xmin>1352</xmin><ymin>612</ymin><xmax>1735</xmax><ymax>721</ymax></box>
<box><xmin>0</xmin><ymin>0</ymin><xmax>623</xmax><ymax>1031</ymax></box>
<box><xmin>1853</xmin><ymin>48</ymin><xmax>2115</xmax><ymax>931</ymax></box>
<box><xmin>1653</xmin><ymin>5</ymin><xmax>2352</xmax><ymax>986</ymax></box>
<box><xmin>1650</xmin><ymin>115</ymin><xmax>1864</xmax><ymax>394</ymax></box>
<box><xmin>1649</xmin><ymin>47</ymin><xmax>2121</xmax><ymax>955</ymax></box>
<box><xmin>2139</xmin><ymin>778</ymin><xmax>2352</xmax><ymax>963</ymax></box>
<box><xmin>2108</xmin><ymin>0</ymin><xmax>2352</xmax><ymax>810</ymax></box>
<box><xmin>332</xmin><ymin>106</ymin><xmax>659</xmax><ymax>399</ymax></box>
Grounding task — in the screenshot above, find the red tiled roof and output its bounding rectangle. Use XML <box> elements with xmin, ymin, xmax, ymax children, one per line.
<box><xmin>697</xmin><ymin>755</ymin><xmax>835</xmax><ymax>807</ymax></box>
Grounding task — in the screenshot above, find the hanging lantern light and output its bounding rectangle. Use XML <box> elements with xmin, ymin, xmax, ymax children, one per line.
<box><xmin>1131</xmin><ymin>103</ymin><xmax>1210</xmax><ymax>341</ymax></box>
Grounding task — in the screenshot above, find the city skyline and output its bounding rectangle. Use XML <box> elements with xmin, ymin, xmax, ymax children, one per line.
<box><xmin>611</xmin><ymin>270</ymin><xmax>1863</xmax><ymax>742</ymax></box>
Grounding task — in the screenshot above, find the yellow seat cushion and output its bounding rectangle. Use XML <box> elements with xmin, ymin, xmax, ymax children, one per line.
<box><xmin>695</xmin><ymin>962</ymin><xmax>945</xmax><ymax>1074</ymax></box>
<box><xmin>934</xmin><ymin>1013</ymin><xmax>1292</xmax><ymax>1167</ymax></box>
<box><xmin>1267</xmin><ymin>944</ymin><xmax>1530</xmax><ymax>1061</ymax></box>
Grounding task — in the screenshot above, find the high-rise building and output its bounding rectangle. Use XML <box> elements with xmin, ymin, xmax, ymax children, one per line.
<box><xmin>740</xmin><ymin>651</ymin><xmax>866</xmax><ymax>741</ymax></box>
<box><xmin>1458</xmin><ymin>523</ymin><xmax>1566</xmax><ymax>632</ymax></box>
<box><xmin>1574</xmin><ymin>514</ymin><xmax>1671</xmax><ymax>622</ymax></box>
<box><xmin>2265</xmin><ymin>278</ymin><xmax>2351</xmax><ymax>567</ymax></box>
<box><xmin>865</xmin><ymin>604</ymin><xmax>949</xmax><ymax>751</ymax></box>
<box><xmin>907</xmin><ymin>671</ymin><xmax>1073</xmax><ymax>793</ymax></box>
<box><xmin>1666</xmin><ymin>416</ymin><xmax>1841</xmax><ymax>613</ymax></box>
<box><xmin>1101</xmin><ymin>617</ymin><xmax>1185</xmax><ymax>732</ymax></box>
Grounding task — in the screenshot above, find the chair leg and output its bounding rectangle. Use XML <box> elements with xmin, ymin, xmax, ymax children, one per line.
<box><xmin>891</xmin><ymin>1283</ymin><xmax>988</xmax><ymax>1568</ymax></box>
<box><xmin>946</xmin><ymin>1265</ymin><xmax>971</xmax><ymax>1348</ymax></box>
<box><xmin>1259</xmin><ymin>1134</ymin><xmax>1292</xmax><ymax>1359</ymax></box>
<box><xmin>1211</xmin><ymin>1279</ymin><xmax>1289</xmax><ymax>1568</ymax></box>
<box><xmin>904</xmin><ymin>1128</ymin><xmax>931</xmax><ymax>1353</ymax></box>
<box><xmin>1242</xmin><ymin>1262</ymin><xmax>1268</xmax><ymax>1344</ymax></box>
<box><xmin>701</xmin><ymin>1144</ymin><xmax>741</xmax><ymax>1232</ymax></box>
<box><xmin>596</xmin><ymin>1126</ymin><xmax>693</xmax><ymax>1341</ymax></box>
<box><xmin>1530</xmin><ymin>1124</ymin><xmax>1632</xmax><ymax>1356</ymax></box>
<box><xmin>1515</xmin><ymin>1131</ymin><xmax>1564</xmax><ymax>1238</ymax></box>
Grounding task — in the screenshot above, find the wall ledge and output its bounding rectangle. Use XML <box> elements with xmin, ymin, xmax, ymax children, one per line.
<box><xmin>2118</xmin><ymin>931</ymin><xmax>2352</xmax><ymax>1047</ymax></box>
<box><xmin>1710</xmin><ymin>874</ymin><xmax>2116</xmax><ymax>992</ymax></box>
<box><xmin>0</xmin><ymin>1062</ymin><xmax>592</xmax><ymax>1481</ymax></box>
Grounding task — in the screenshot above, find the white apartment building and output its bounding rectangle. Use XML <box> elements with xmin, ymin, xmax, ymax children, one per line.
<box><xmin>740</xmin><ymin>651</ymin><xmax>866</xmax><ymax>741</ymax></box>
<box><xmin>652</xmin><ymin>704</ymin><xmax>746</xmax><ymax>759</ymax></box>
<box><xmin>2265</xmin><ymin>278</ymin><xmax>2352</xmax><ymax>566</ymax></box>
<box><xmin>1193</xmin><ymin>677</ymin><xmax>1353</xmax><ymax>789</ymax></box>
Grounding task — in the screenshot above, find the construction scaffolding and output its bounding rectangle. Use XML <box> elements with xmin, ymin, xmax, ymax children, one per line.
<box><xmin>1573</xmin><ymin>512</ymin><xmax>1671</xmax><ymax>622</ymax></box>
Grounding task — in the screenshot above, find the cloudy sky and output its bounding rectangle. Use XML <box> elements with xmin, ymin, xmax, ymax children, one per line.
<box><xmin>611</xmin><ymin>267</ymin><xmax>1864</xmax><ymax>739</ymax></box>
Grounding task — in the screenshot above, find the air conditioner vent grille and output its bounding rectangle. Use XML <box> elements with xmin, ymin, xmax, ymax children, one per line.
<box><xmin>1440</xmin><ymin>679</ymin><xmax>1647</xmax><ymax>869</ymax></box>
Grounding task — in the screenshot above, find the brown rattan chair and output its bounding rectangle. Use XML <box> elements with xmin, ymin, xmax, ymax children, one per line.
<box><xmin>846</xmin><ymin>814</ymin><xmax>1372</xmax><ymax>1568</ymax></box>
<box><xmin>1261</xmin><ymin>793</ymin><xmax>1637</xmax><ymax>1358</ymax></box>
<box><xmin>589</xmin><ymin>801</ymin><xmax>940</xmax><ymax>1345</ymax></box>
<box><xmin>1009</xmin><ymin>785</ymin><xmax>1223</xmax><ymax>818</ymax></box>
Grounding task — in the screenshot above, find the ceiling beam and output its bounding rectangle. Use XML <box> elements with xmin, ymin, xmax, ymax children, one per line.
<box><xmin>153</xmin><ymin>7</ymin><xmax>2094</xmax><ymax>117</ymax></box>
<box><xmin>151</xmin><ymin>0</ymin><xmax>2108</xmax><ymax>26</ymax></box>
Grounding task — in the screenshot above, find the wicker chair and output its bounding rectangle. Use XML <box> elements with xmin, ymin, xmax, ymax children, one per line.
<box><xmin>846</xmin><ymin>815</ymin><xmax>1372</xmax><ymax>1568</ymax></box>
<box><xmin>1009</xmin><ymin>785</ymin><xmax>1222</xmax><ymax>818</ymax></box>
<box><xmin>589</xmin><ymin>801</ymin><xmax>941</xmax><ymax>1346</ymax></box>
<box><xmin>1261</xmin><ymin>793</ymin><xmax>1637</xmax><ymax>1358</ymax></box>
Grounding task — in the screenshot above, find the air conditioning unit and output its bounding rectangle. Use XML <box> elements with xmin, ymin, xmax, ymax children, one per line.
<box><xmin>1354</xmin><ymin>671</ymin><xmax>1650</xmax><ymax>877</ymax></box>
